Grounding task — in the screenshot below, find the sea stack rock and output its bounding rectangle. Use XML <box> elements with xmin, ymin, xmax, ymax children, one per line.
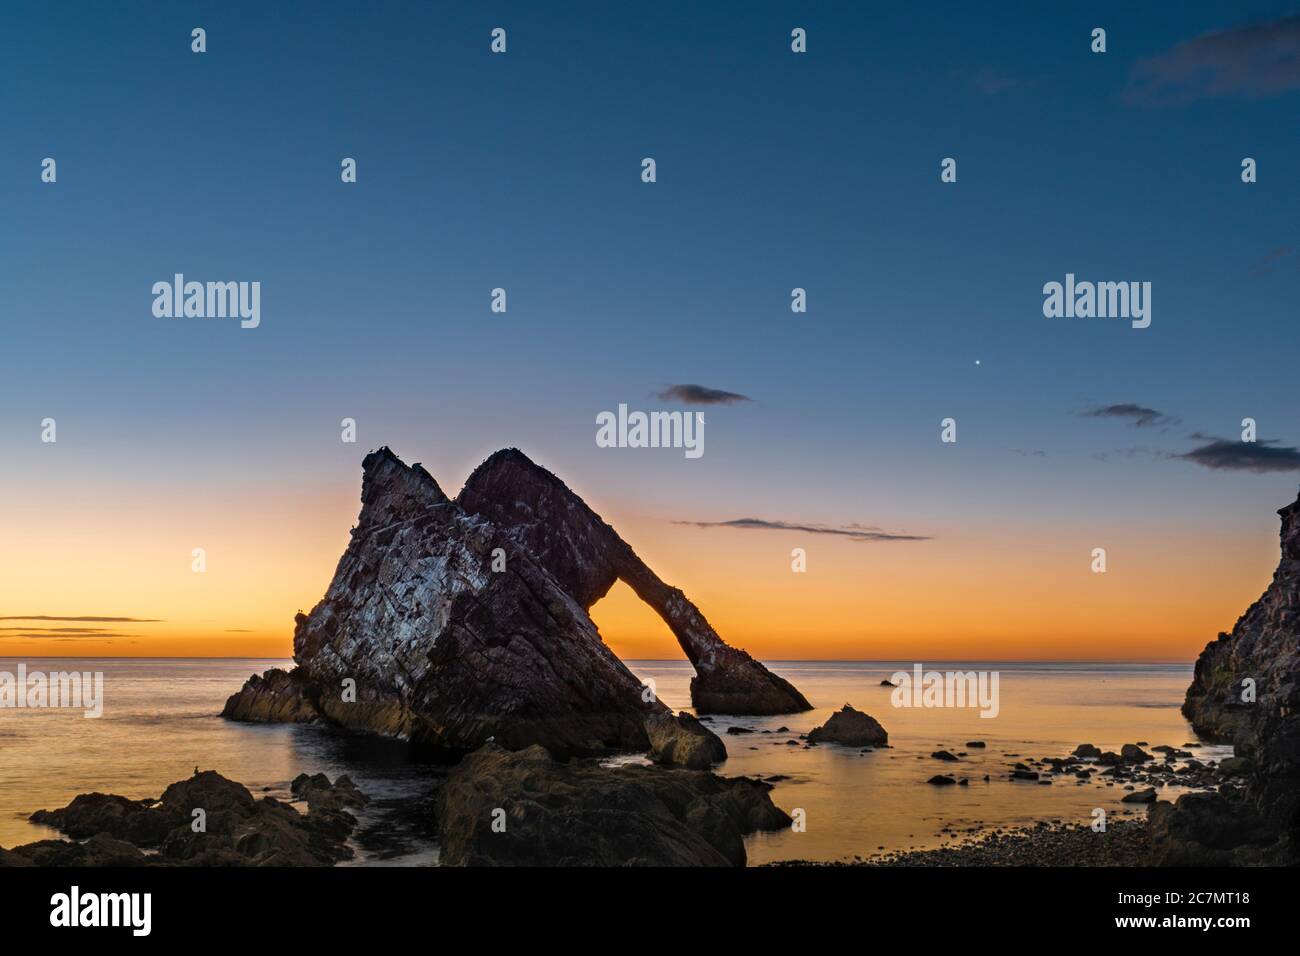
<box><xmin>224</xmin><ymin>447</ymin><xmax>802</xmax><ymax>760</ymax></box>
<box><xmin>1171</xmin><ymin>487</ymin><xmax>1300</xmax><ymax>864</ymax></box>
<box><xmin>806</xmin><ymin>704</ymin><xmax>888</xmax><ymax>747</ymax></box>
<box><xmin>457</xmin><ymin>448</ymin><xmax>811</xmax><ymax>715</ymax></box>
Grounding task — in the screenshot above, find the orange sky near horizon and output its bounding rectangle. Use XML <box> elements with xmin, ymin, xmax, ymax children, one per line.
<box><xmin>0</xmin><ymin>476</ymin><xmax>1279</xmax><ymax>662</ymax></box>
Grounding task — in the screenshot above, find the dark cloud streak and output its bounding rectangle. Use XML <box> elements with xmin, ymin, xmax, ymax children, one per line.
<box><xmin>655</xmin><ymin>384</ymin><xmax>752</xmax><ymax>405</ymax></box>
<box><xmin>1082</xmin><ymin>404</ymin><xmax>1179</xmax><ymax>428</ymax></box>
<box><xmin>1176</xmin><ymin>438</ymin><xmax>1300</xmax><ymax>473</ymax></box>
<box><xmin>676</xmin><ymin>518</ymin><xmax>930</xmax><ymax>542</ymax></box>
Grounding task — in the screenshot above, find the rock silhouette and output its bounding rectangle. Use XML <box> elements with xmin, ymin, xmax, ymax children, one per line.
<box><xmin>437</xmin><ymin>744</ymin><xmax>790</xmax><ymax>866</ymax></box>
<box><xmin>1168</xmin><ymin>486</ymin><xmax>1300</xmax><ymax>864</ymax></box>
<box><xmin>3</xmin><ymin>771</ymin><xmax>360</xmax><ymax>866</ymax></box>
<box><xmin>457</xmin><ymin>448</ymin><xmax>811</xmax><ymax>715</ymax></box>
<box><xmin>224</xmin><ymin>447</ymin><xmax>808</xmax><ymax>761</ymax></box>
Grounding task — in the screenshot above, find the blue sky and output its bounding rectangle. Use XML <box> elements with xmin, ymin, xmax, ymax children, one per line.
<box><xmin>3</xmin><ymin>0</ymin><xmax>1299</xmax><ymax>548</ymax></box>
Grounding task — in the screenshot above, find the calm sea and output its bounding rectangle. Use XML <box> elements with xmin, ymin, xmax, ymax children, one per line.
<box><xmin>0</xmin><ymin>658</ymin><xmax>1228</xmax><ymax>864</ymax></box>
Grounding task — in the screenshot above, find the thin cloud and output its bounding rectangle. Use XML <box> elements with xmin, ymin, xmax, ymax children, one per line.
<box><xmin>1127</xmin><ymin>15</ymin><xmax>1300</xmax><ymax>106</ymax></box>
<box><xmin>0</xmin><ymin>615</ymin><xmax>161</xmax><ymax>622</ymax></box>
<box><xmin>1092</xmin><ymin>446</ymin><xmax>1161</xmax><ymax>463</ymax></box>
<box><xmin>1175</xmin><ymin>437</ymin><xmax>1300</xmax><ymax>473</ymax></box>
<box><xmin>1248</xmin><ymin>245</ymin><xmax>1297</xmax><ymax>278</ymax></box>
<box><xmin>1</xmin><ymin>633</ymin><xmax>135</xmax><ymax>640</ymax></box>
<box><xmin>676</xmin><ymin>518</ymin><xmax>930</xmax><ymax>542</ymax></box>
<box><xmin>1082</xmin><ymin>404</ymin><xmax>1179</xmax><ymax>428</ymax></box>
<box><xmin>0</xmin><ymin>627</ymin><xmax>121</xmax><ymax>635</ymax></box>
<box><xmin>655</xmin><ymin>384</ymin><xmax>752</xmax><ymax>405</ymax></box>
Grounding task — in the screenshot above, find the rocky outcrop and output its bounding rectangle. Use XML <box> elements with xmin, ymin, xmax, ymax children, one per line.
<box><xmin>6</xmin><ymin>771</ymin><xmax>361</xmax><ymax>866</ymax></box>
<box><xmin>220</xmin><ymin>667</ymin><xmax>319</xmax><ymax>724</ymax></box>
<box><xmin>806</xmin><ymin>704</ymin><xmax>889</xmax><ymax>747</ymax></box>
<box><xmin>644</xmin><ymin>711</ymin><xmax>728</xmax><ymax>770</ymax></box>
<box><xmin>436</xmin><ymin>744</ymin><xmax>790</xmax><ymax>866</ymax></box>
<box><xmin>228</xmin><ymin>448</ymin><xmax>671</xmax><ymax>758</ymax></box>
<box><xmin>1169</xmin><ymin>486</ymin><xmax>1300</xmax><ymax>864</ymax></box>
<box><xmin>1148</xmin><ymin>793</ymin><xmax>1274</xmax><ymax>866</ymax></box>
<box><xmin>225</xmin><ymin>446</ymin><xmax>803</xmax><ymax>763</ymax></box>
<box><xmin>458</xmin><ymin>449</ymin><xmax>811</xmax><ymax>715</ymax></box>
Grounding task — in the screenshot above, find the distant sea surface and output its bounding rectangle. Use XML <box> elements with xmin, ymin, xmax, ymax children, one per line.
<box><xmin>0</xmin><ymin>658</ymin><xmax>1226</xmax><ymax>864</ymax></box>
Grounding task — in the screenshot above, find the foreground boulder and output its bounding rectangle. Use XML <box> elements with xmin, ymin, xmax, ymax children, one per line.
<box><xmin>224</xmin><ymin>447</ymin><xmax>787</xmax><ymax>762</ymax></box>
<box><xmin>806</xmin><ymin>704</ymin><xmax>888</xmax><ymax>747</ymax></box>
<box><xmin>644</xmin><ymin>711</ymin><xmax>728</xmax><ymax>770</ymax></box>
<box><xmin>5</xmin><ymin>771</ymin><xmax>361</xmax><ymax>867</ymax></box>
<box><xmin>1148</xmin><ymin>792</ymin><xmax>1275</xmax><ymax>866</ymax></box>
<box><xmin>1170</xmin><ymin>487</ymin><xmax>1300</xmax><ymax>864</ymax></box>
<box><xmin>437</xmin><ymin>744</ymin><xmax>791</xmax><ymax>866</ymax></box>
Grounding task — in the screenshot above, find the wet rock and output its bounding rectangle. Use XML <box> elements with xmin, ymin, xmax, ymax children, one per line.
<box><xmin>436</xmin><ymin>744</ymin><xmax>790</xmax><ymax>866</ymax></box>
<box><xmin>1217</xmin><ymin>756</ymin><xmax>1253</xmax><ymax>777</ymax></box>
<box><xmin>10</xmin><ymin>771</ymin><xmax>363</xmax><ymax>867</ymax></box>
<box><xmin>1120</xmin><ymin>744</ymin><xmax>1153</xmax><ymax>763</ymax></box>
<box><xmin>220</xmin><ymin>667</ymin><xmax>319</xmax><ymax>724</ymax></box>
<box><xmin>931</xmin><ymin>750</ymin><xmax>959</xmax><ymax>761</ymax></box>
<box><xmin>1148</xmin><ymin>792</ymin><xmax>1273</xmax><ymax>866</ymax></box>
<box><xmin>644</xmin><ymin>712</ymin><xmax>727</xmax><ymax>769</ymax></box>
<box><xmin>927</xmin><ymin>775</ymin><xmax>957</xmax><ymax>786</ymax></box>
<box><xmin>1072</xmin><ymin>744</ymin><xmax>1102</xmax><ymax>759</ymax></box>
<box><xmin>965</xmin><ymin>741</ymin><xmax>986</xmax><ymax>748</ymax></box>
<box><xmin>806</xmin><ymin>704</ymin><xmax>888</xmax><ymax>747</ymax></box>
<box><xmin>1122</xmin><ymin>788</ymin><xmax>1158</xmax><ymax>803</ymax></box>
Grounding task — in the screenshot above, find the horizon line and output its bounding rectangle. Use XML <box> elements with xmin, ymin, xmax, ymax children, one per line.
<box><xmin>0</xmin><ymin>655</ymin><xmax>1196</xmax><ymax>664</ymax></box>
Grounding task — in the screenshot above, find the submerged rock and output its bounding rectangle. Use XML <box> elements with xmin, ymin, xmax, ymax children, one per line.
<box><xmin>436</xmin><ymin>744</ymin><xmax>790</xmax><ymax>866</ymax></box>
<box><xmin>806</xmin><ymin>704</ymin><xmax>889</xmax><ymax>747</ymax></box>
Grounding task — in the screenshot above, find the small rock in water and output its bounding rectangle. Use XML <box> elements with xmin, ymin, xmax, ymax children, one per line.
<box><xmin>1122</xmin><ymin>788</ymin><xmax>1158</xmax><ymax>803</ymax></box>
<box><xmin>927</xmin><ymin>775</ymin><xmax>957</xmax><ymax>786</ymax></box>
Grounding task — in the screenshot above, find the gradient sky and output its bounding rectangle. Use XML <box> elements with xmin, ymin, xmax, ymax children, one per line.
<box><xmin>2</xmin><ymin>1</ymin><xmax>1298</xmax><ymax>660</ymax></box>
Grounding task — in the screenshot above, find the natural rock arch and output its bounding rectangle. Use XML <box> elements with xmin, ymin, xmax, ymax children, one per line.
<box><xmin>457</xmin><ymin>448</ymin><xmax>810</xmax><ymax>715</ymax></box>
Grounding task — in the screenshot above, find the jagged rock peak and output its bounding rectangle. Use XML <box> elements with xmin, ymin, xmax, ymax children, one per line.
<box><xmin>361</xmin><ymin>445</ymin><xmax>448</xmax><ymax>506</ymax></box>
<box><xmin>1279</xmin><ymin>485</ymin><xmax>1300</xmax><ymax>560</ymax></box>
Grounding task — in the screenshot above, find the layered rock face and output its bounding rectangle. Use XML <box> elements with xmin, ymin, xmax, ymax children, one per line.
<box><xmin>224</xmin><ymin>447</ymin><xmax>805</xmax><ymax>762</ymax></box>
<box><xmin>458</xmin><ymin>448</ymin><xmax>811</xmax><ymax>715</ymax></box>
<box><xmin>229</xmin><ymin>448</ymin><xmax>664</xmax><ymax>758</ymax></box>
<box><xmin>1170</xmin><ymin>487</ymin><xmax>1300</xmax><ymax>864</ymax></box>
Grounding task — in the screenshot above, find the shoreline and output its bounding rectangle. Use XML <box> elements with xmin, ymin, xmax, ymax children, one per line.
<box><xmin>770</xmin><ymin>818</ymin><xmax>1153</xmax><ymax>867</ymax></box>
